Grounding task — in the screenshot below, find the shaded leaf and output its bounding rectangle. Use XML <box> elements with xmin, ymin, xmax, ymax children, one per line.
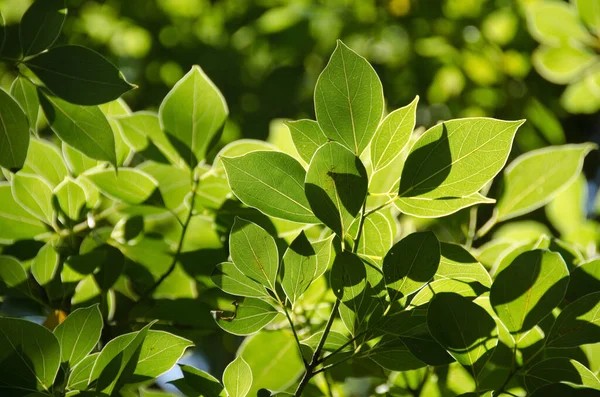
<box><xmin>10</xmin><ymin>77</ymin><xmax>39</xmax><ymax>131</ymax></box>
<box><xmin>524</xmin><ymin>358</ymin><xmax>600</xmax><ymax>393</ymax></box>
<box><xmin>169</xmin><ymin>364</ymin><xmax>223</xmax><ymax>397</ymax></box>
<box><xmin>548</xmin><ymin>292</ymin><xmax>600</xmax><ymax>348</ymax></box>
<box><xmin>0</xmin><ymin>88</ymin><xmax>29</xmax><ymax>169</ymax></box>
<box><xmin>19</xmin><ymin>0</ymin><xmax>65</xmax><ymax>56</ymax></box>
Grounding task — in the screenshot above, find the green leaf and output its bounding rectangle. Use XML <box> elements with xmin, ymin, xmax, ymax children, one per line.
<box><xmin>26</xmin><ymin>46</ymin><xmax>134</xmax><ymax>105</ymax></box>
<box><xmin>214</xmin><ymin>298</ymin><xmax>278</xmax><ymax>336</ymax></box>
<box><xmin>300</xmin><ymin>331</ymin><xmax>350</xmax><ymax>353</ymax></box>
<box><xmin>547</xmin><ymin>175</ymin><xmax>587</xmax><ymax>236</ymax></box>
<box><xmin>159</xmin><ymin>65</ymin><xmax>228</xmax><ymax>166</ymax></box>
<box><xmin>222</xmin><ymin>151</ymin><xmax>318</xmax><ymax>223</ymax></box>
<box><xmin>90</xmin><ymin>322</ymin><xmax>153</xmax><ymax>395</ymax></box>
<box><xmin>399</xmin><ymin>118</ymin><xmax>523</xmax><ymax>198</ymax></box>
<box><xmin>212</xmin><ymin>262</ymin><xmax>268</xmax><ymax>298</ymax></box>
<box><xmin>31</xmin><ymin>241</ymin><xmax>59</xmax><ymax>285</ymax></box>
<box><xmin>67</xmin><ymin>353</ymin><xmax>98</xmax><ymax>391</ymax></box>
<box><xmin>229</xmin><ymin>218</ymin><xmax>279</xmax><ymax>290</ymax></box>
<box><xmin>427</xmin><ymin>293</ymin><xmax>498</xmax><ymax>374</ymax></box>
<box><xmin>19</xmin><ymin>0</ymin><xmax>65</xmax><ymax>56</ymax></box>
<box><xmin>567</xmin><ymin>259</ymin><xmax>600</xmax><ymax>301</ymax></box>
<box><xmin>0</xmin><ymin>317</ymin><xmax>61</xmax><ymax>394</ymax></box>
<box><xmin>314</xmin><ymin>40</ymin><xmax>383</xmax><ymax>155</ymax></box>
<box><xmin>131</xmin><ymin>330</ymin><xmax>193</xmax><ymax>379</ymax></box>
<box><xmin>53</xmin><ymin>177</ymin><xmax>87</xmax><ymax>221</ymax></box>
<box><xmin>524</xmin><ymin>358</ymin><xmax>600</xmax><ymax>393</ymax></box>
<box><xmin>305</xmin><ymin>141</ymin><xmax>368</xmax><ymax>238</ymax></box>
<box><xmin>223</xmin><ymin>356</ymin><xmax>252</xmax><ymax>397</ymax></box>
<box><xmin>0</xmin><ymin>183</ymin><xmax>47</xmax><ymax>242</ymax></box>
<box><xmin>532</xmin><ymin>45</ymin><xmax>597</xmax><ymax>85</ymax></box>
<box><xmin>284</xmin><ymin>119</ymin><xmax>328</xmax><ymax>164</ymax></box>
<box><xmin>383</xmin><ymin>231</ymin><xmax>440</xmax><ymax>302</ymax></box>
<box><xmin>116</xmin><ymin>111</ymin><xmax>184</xmax><ymax>166</ymax></box>
<box><xmin>84</xmin><ymin>168</ymin><xmax>158</xmax><ymax>204</ymax></box>
<box><xmin>169</xmin><ymin>364</ymin><xmax>224</xmax><ymax>397</ymax></box>
<box><xmin>529</xmin><ymin>383</ymin><xmax>600</xmax><ymax>397</ymax></box>
<box><xmin>0</xmin><ymin>87</ymin><xmax>29</xmax><ymax>170</ymax></box>
<box><xmin>238</xmin><ymin>330</ymin><xmax>303</xmax><ymax>395</ymax></box>
<box><xmin>138</xmin><ymin>161</ymin><xmax>190</xmax><ymax>211</ymax></box>
<box><xmin>410</xmin><ymin>279</ymin><xmax>479</xmax><ymax>309</ymax></box>
<box><xmin>213</xmin><ymin>139</ymin><xmax>277</xmax><ymax>174</ymax></box>
<box><xmin>527</xmin><ymin>2</ymin><xmax>593</xmax><ymax>46</ymax></box>
<box><xmin>53</xmin><ymin>304</ymin><xmax>102</xmax><ymax>367</ymax></box>
<box><xmin>40</xmin><ymin>92</ymin><xmax>117</xmax><ymax>166</ymax></box>
<box><xmin>436</xmin><ymin>243</ymin><xmax>492</xmax><ymax>288</ymax></box>
<box><xmin>490</xmin><ymin>250</ymin><xmax>569</xmax><ymax>337</ymax></box>
<box><xmin>547</xmin><ymin>292</ymin><xmax>600</xmax><ymax>348</ymax></box>
<box><xmin>369</xmin><ymin>336</ymin><xmax>427</xmax><ymax>371</ymax></box>
<box><xmin>0</xmin><ymin>255</ymin><xmax>32</xmax><ymax>295</ymax></box>
<box><xmin>10</xmin><ymin>77</ymin><xmax>39</xmax><ymax>131</ymax></box>
<box><xmin>347</xmin><ymin>210</ymin><xmax>395</xmax><ymax>266</ymax></box>
<box><xmin>493</xmin><ymin>144</ymin><xmax>595</xmax><ymax>222</ymax></box>
<box><xmin>395</xmin><ymin>193</ymin><xmax>495</xmax><ymax>218</ymax></box>
<box><xmin>21</xmin><ymin>138</ymin><xmax>68</xmax><ymax>187</ymax></box>
<box><xmin>331</xmin><ymin>251</ymin><xmax>367</xmax><ymax>306</ymax></box>
<box><xmin>281</xmin><ymin>232</ymin><xmax>333</xmax><ymax>304</ymax></box>
<box><xmin>11</xmin><ymin>173</ymin><xmax>54</xmax><ymax>224</ymax></box>
<box><xmin>371</xmin><ymin>96</ymin><xmax>418</xmax><ymax>172</ymax></box>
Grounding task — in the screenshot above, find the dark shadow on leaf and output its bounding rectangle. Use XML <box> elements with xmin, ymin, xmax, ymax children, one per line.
<box><xmin>399</xmin><ymin>124</ymin><xmax>451</xmax><ymax>197</ymax></box>
<box><xmin>165</xmin><ymin>133</ymin><xmax>198</xmax><ymax>169</ymax></box>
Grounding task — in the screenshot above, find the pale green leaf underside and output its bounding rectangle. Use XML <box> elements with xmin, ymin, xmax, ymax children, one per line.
<box><xmin>223</xmin><ymin>356</ymin><xmax>252</xmax><ymax>397</ymax></box>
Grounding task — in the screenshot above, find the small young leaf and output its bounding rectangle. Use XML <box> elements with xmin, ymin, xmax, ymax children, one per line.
<box><xmin>40</xmin><ymin>92</ymin><xmax>117</xmax><ymax>166</ymax></box>
<box><xmin>284</xmin><ymin>119</ymin><xmax>328</xmax><ymax>164</ymax></box>
<box><xmin>547</xmin><ymin>292</ymin><xmax>600</xmax><ymax>348</ymax></box>
<box><xmin>214</xmin><ymin>298</ymin><xmax>278</xmax><ymax>336</ymax></box>
<box><xmin>211</xmin><ymin>262</ymin><xmax>269</xmax><ymax>298</ymax></box>
<box><xmin>371</xmin><ymin>96</ymin><xmax>418</xmax><ymax>173</ymax></box>
<box><xmin>223</xmin><ymin>356</ymin><xmax>252</xmax><ymax>397</ymax></box>
<box><xmin>229</xmin><ymin>218</ymin><xmax>279</xmax><ymax>290</ymax></box>
<box><xmin>222</xmin><ymin>151</ymin><xmax>318</xmax><ymax>223</ymax></box>
<box><xmin>11</xmin><ymin>173</ymin><xmax>54</xmax><ymax>224</ymax></box>
<box><xmin>527</xmin><ymin>2</ymin><xmax>593</xmax><ymax>46</ymax></box>
<box><xmin>0</xmin><ymin>183</ymin><xmax>47</xmax><ymax>242</ymax></box>
<box><xmin>19</xmin><ymin>0</ymin><xmax>66</xmax><ymax>56</ymax></box>
<box><xmin>494</xmin><ymin>144</ymin><xmax>595</xmax><ymax>222</ymax></box>
<box><xmin>131</xmin><ymin>330</ymin><xmax>193</xmax><ymax>379</ymax></box>
<box><xmin>84</xmin><ymin>168</ymin><xmax>158</xmax><ymax>204</ymax></box>
<box><xmin>0</xmin><ymin>317</ymin><xmax>61</xmax><ymax>393</ymax></box>
<box><xmin>524</xmin><ymin>358</ymin><xmax>600</xmax><ymax>393</ymax></box>
<box><xmin>281</xmin><ymin>232</ymin><xmax>333</xmax><ymax>304</ymax></box>
<box><xmin>53</xmin><ymin>178</ymin><xmax>87</xmax><ymax>221</ymax></box>
<box><xmin>383</xmin><ymin>231</ymin><xmax>440</xmax><ymax>302</ymax></box>
<box><xmin>90</xmin><ymin>322</ymin><xmax>153</xmax><ymax>395</ymax></box>
<box><xmin>31</xmin><ymin>241</ymin><xmax>59</xmax><ymax>286</ymax></box>
<box><xmin>0</xmin><ymin>88</ymin><xmax>29</xmax><ymax>169</ymax></box>
<box><xmin>305</xmin><ymin>141</ymin><xmax>368</xmax><ymax>238</ymax></box>
<box><xmin>26</xmin><ymin>46</ymin><xmax>134</xmax><ymax>105</ymax></box>
<box><xmin>427</xmin><ymin>293</ymin><xmax>498</xmax><ymax>375</ymax></box>
<box><xmin>395</xmin><ymin>193</ymin><xmax>495</xmax><ymax>218</ymax></box>
<box><xmin>159</xmin><ymin>65</ymin><xmax>228</xmax><ymax>166</ymax></box>
<box><xmin>399</xmin><ymin>118</ymin><xmax>524</xmax><ymax>198</ymax></box>
<box><xmin>314</xmin><ymin>40</ymin><xmax>384</xmax><ymax>155</ymax></box>
<box><xmin>491</xmin><ymin>250</ymin><xmax>569</xmax><ymax>337</ymax></box>
<box><xmin>21</xmin><ymin>138</ymin><xmax>68</xmax><ymax>187</ymax></box>
<box><xmin>10</xmin><ymin>76</ymin><xmax>39</xmax><ymax>131</ymax></box>
<box><xmin>532</xmin><ymin>45</ymin><xmax>596</xmax><ymax>85</ymax></box>
<box><xmin>53</xmin><ymin>304</ymin><xmax>102</xmax><ymax>366</ymax></box>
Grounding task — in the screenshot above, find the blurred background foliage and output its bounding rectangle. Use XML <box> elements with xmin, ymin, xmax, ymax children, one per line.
<box><xmin>2</xmin><ymin>0</ymin><xmax>599</xmax><ymax>153</ymax></box>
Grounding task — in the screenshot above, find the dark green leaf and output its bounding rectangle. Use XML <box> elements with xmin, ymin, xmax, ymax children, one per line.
<box><xmin>0</xmin><ymin>88</ymin><xmax>29</xmax><ymax>169</ymax></box>
<box><xmin>40</xmin><ymin>92</ymin><xmax>116</xmax><ymax>165</ymax></box>
<box><xmin>10</xmin><ymin>77</ymin><xmax>39</xmax><ymax>131</ymax></box>
<box><xmin>170</xmin><ymin>364</ymin><xmax>224</xmax><ymax>397</ymax></box>
<box><xmin>524</xmin><ymin>358</ymin><xmax>600</xmax><ymax>393</ymax></box>
<box><xmin>27</xmin><ymin>46</ymin><xmax>134</xmax><ymax>105</ymax></box>
<box><xmin>548</xmin><ymin>292</ymin><xmax>600</xmax><ymax>348</ymax></box>
<box><xmin>383</xmin><ymin>231</ymin><xmax>440</xmax><ymax>302</ymax></box>
<box><xmin>19</xmin><ymin>0</ymin><xmax>65</xmax><ymax>56</ymax></box>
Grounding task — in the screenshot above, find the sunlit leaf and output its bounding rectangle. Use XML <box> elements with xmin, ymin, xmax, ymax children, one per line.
<box><xmin>315</xmin><ymin>40</ymin><xmax>383</xmax><ymax>155</ymax></box>
<box><xmin>85</xmin><ymin>167</ymin><xmax>158</xmax><ymax>204</ymax></box>
<box><xmin>53</xmin><ymin>304</ymin><xmax>102</xmax><ymax>367</ymax></box>
<box><xmin>396</xmin><ymin>193</ymin><xmax>495</xmax><ymax>218</ymax></box>
<box><xmin>11</xmin><ymin>173</ymin><xmax>54</xmax><ymax>224</ymax></box>
<box><xmin>285</xmin><ymin>119</ymin><xmax>328</xmax><ymax>164</ymax></box>
<box><xmin>130</xmin><ymin>331</ymin><xmax>193</xmax><ymax>379</ymax></box>
<box><xmin>211</xmin><ymin>262</ymin><xmax>269</xmax><ymax>298</ymax></box>
<box><xmin>31</xmin><ymin>241</ymin><xmax>59</xmax><ymax>286</ymax></box>
<box><xmin>0</xmin><ymin>183</ymin><xmax>47</xmax><ymax>242</ymax></box>
<box><xmin>214</xmin><ymin>298</ymin><xmax>278</xmax><ymax>336</ymax></box>
<box><xmin>21</xmin><ymin>138</ymin><xmax>68</xmax><ymax>187</ymax></box>
<box><xmin>53</xmin><ymin>177</ymin><xmax>87</xmax><ymax>221</ymax></box>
